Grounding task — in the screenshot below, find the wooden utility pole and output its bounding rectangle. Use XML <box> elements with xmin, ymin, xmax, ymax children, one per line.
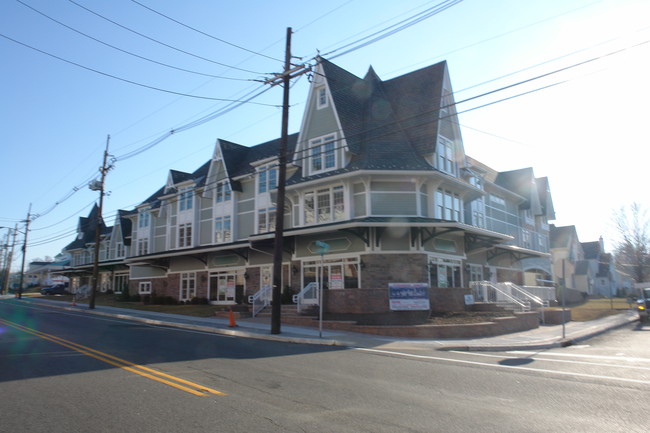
<box><xmin>270</xmin><ymin>27</ymin><xmax>292</xmax><ymax>334</ymax></box>
<box><xmin>1</xmin><ymin>226</ymin><xmax>17</xmax><ymax>295</ymax></box>
<box><xmin>89</xmin><ymin>135</ymin><xmax>111</xmax><ymax>309</ymax></box>
<box><xmin>17</xmin><ymin>204</ymin><xmax>32</xmax><ymax>299</ymax></box>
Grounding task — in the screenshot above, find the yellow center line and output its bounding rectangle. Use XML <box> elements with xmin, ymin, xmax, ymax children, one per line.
<box><xmin>0</xmin><ymin>318</ymin><xmax>226</xmax><ymax>397</ymax></box>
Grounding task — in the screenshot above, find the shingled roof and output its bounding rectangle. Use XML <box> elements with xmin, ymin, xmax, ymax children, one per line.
<box><xmin>64</xmin><ymin>204</ymin><xmax>110</xmax><ymax>250</ymax></box>
<box><xmin>287</xmin><ymin>58</ymin><xmax>447</xmax><ymax>185</ymax></box>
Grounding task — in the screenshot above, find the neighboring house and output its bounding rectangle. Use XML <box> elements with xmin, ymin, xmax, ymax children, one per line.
<box><xmin>26</xmin><ymin>256</ymin><xmax>70</xmax><ymax>287</ymax></box>
<box><xmin>549</xmin><ymin>225</ymin><xmax>585</xmax><ymax>291</ymax></box>
<box><xmin>63</xmin><ymin>206</ymin><xmax>131</xmax><ymax>295</ymax></box>
<box><xmin>61</xmin><ymin>57</ymin><xmax>556</xmax><ymax>312</ymax></box>
<box><xmin>581</xmin><ymin>238</ymin><xmax>616</xmax><ymax>297</ymax></box>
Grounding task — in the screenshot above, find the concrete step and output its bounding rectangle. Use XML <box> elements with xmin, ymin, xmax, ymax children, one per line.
<box><xmin>255</xmin><ymin>304</ymin><xmax>300</xmax><ymax>317</ymax></box>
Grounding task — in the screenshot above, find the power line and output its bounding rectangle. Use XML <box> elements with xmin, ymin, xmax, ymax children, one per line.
<box><xmin>113</xmin><ymin>84</ymin><xmax>273</xmax><ymax>161</ymax></box>
<box><xmin>322</xmin><ymin>0</ymin><xmax>463</xmax><ymax>60</ymax></box>
<box><xmin>0</xmin><ymin>32</ymin><xmax>282</xmax><ymax>102</ymax></box>
<box><xmin>15</xmin><ymin>0</ymin><xmax>251</xmax><ymax>81</ymax></box>
<box><xmin>67</xmin><ymin>0</ymin><xmax>265</xmax><ymax>75</ymax></box>
<box><xmin>129</xmin><ymin>0</ymin><xmax>282</xmax><ymax>63</ymax></box>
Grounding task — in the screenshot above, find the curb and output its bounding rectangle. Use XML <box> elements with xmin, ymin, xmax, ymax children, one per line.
<box><xmin>439</xmin><ymin>313</ymin><xmax>639</xmax><ymax>352</ymax></box>
<box><xmin>26</xmin><ymin>300</ymin><xmax>348</xmax><ymax>347</ymax></box>
<box><xmin>11</xmin><ymin>298</ymin><xmax>639</xmax><ymax>350</ymax></box>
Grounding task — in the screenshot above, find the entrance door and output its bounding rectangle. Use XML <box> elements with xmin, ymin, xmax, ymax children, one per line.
<box><xmin>209</xmin><ymin>271</ymin><xmax>244</xmax><ymax>303</ymax></box>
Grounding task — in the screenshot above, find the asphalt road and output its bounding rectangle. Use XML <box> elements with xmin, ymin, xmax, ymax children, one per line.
<box><xmin>1</xmin><ymin>300</ymin><xmax>648</xmax><ymax>433</ymax></box>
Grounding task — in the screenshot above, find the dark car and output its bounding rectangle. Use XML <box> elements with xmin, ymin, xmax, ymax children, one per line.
<box><xmin>40</xmin><ymin>284</ymin><xmax>68</xmax><ymax>295</ymax></box>
<box><xmin>637</xmin><ymin>288</ymin><xmax>650</xmax><ymax>322</ymax></box>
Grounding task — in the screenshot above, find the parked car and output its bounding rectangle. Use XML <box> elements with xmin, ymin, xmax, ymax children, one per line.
<box><xmin>637</xmin><ymin>287</ymin><xmax>650</xmax><ymax>322</ymax></box>
<box><xmin>40</xmin><ymin>284</ymin><xmax>68</xmax><ymax>295</ymax></box>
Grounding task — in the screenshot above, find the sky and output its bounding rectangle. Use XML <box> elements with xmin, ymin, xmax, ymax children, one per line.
<box><xmin>1</xmin><ymin>0</ymin><xmax>649</xmax><ymax>268</ymax></box>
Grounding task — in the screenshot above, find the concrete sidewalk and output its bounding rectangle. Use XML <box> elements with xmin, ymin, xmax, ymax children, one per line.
<box><xmin>4</xmin><ymin>295</ymin><xmax>640</xmax><ymax>351</ymax></box>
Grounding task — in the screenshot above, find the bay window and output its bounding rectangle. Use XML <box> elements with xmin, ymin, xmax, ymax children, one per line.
<box><xmin>304</xmin><ymin>186</ymin><xmax>344</xmax><ymax>225</ymax></box>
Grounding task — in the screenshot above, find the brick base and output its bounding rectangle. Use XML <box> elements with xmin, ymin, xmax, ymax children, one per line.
<box><xmin>283</xmin><ymin>312</ymin><xmax>540</xmax><ymax>339</ymax></box>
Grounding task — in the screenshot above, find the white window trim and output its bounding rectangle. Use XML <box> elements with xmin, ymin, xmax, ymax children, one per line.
<box><xmin>138</xmin><ymin>281</ymin><xmax>152</xmax><ymax>294</ymax></box>
<box><xmin>215</xmin><ymin>216</ymin><xmax>232</xmax><ymax>243</ymax></box>
<box><xmin>178</xmin><ymin>223</ymin><xmax>192</xmax><ymax>248</ymax></box>
<box><xmin>178</xmin><ymin>187</ymin><xmax>194</xmax><ymax>212</ymax></box>
<box><xmin>257</xmin><ymin>164</ymin><xmax>278</xmax><ymax>194</ymax></box>
<box><xmin>303</xmin><ymin>185</ymin><xmax>345</xmax><ymax>226</ymax></box>
<box><xmin>215</xmin><ymin>181</ymin><xmax>232</xmax><ymax>203</ymax></box>
<box><xmin>180</xmin><ymin>272</ymin><xmax>197</xmax><ymax>301</ymax></box>
<box><xmin>316</xmin><ymin>86</ymin><xmax>328</xmax><ymax>109</ymax></box>
<box><xmin>257</xmin><ymin>207</ymin><xmax>276</xmax><ymax>234</ymax></box>
<box><xmin>309</xmin><ymin>133</ymin><xmax>337</xmax><ymax>175</ymax></box>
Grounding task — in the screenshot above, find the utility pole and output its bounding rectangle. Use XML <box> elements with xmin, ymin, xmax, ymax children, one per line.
<box><xmin>0</xmin><ymin>228</ymin><xmax>9</xmax><ymax>295</ymax></box>
<box><xmin>17</xmin><ymin>204</ymin><xmax>32</xmax><ymax>299</ymax></box>
<box><xmin>89</xmin><ymin>135</ymin><xmax>112</xmax><ymax>309</ymax></box>
<box><xmin>264</xmin><ymin>28</ymin><xmax>310</xmax><ymax>334</ymax></box>
<box><xmin>270</xmin><ymin>27</ymin><xmax>292</xmax><ymax>335</ymax></box>
<box><xmin>3</xmin><ymin>226</ymin><xmax>18</xmax><ymax>295</ymax></box>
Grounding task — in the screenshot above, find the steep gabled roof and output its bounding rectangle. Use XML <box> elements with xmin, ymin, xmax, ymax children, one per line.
<box><xmin>64</xmin><ymin>204</ymin><xmax>109</xmax><ymax>250</ymax></box>
<box><xmin>169</xmin><ymin>169</ymin><xmax>192</xmax><ymax>185</ymax></box>
<box><xmin>495</xmin><ymin>168</ymin><xmax>536</xmax><ymax>209</ymax></box>
<box><xmin>382</xmin><ymin>60</ymin><xmax>446</xmax><ymax>156</ymax></box>
<box><xmin>222</xmin><ymin>134</ymin><xmax>299</xmax><ymax>179</ymax></box>
<box><xmin>117</xmin><ymin>209</ymin><xmax>134</xmax><ymax>245</ymax></box>
<box><xmin>550</xmin><ymin>224</ymin><xmax>578</xmax><ymax>249</ymax></box>
<box><xmin>581</xmin><ymin>241</ymin><xmax>601</xmax><ymax>260</ymax></box>
<box><xmin>300</xmin><ymin>57</ymin><xmax>440</xmax><ymax>176</ymax></box>
<box><xmin>536</xmin><ymin>176</ymin><xmax>556</xmax><ymax>220</ymax></box>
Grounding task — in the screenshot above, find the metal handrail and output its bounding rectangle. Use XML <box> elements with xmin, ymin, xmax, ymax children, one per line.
<box><xmin>499</xmin><ymin>282</ymin><xmax>544</xmax><ymax>307</ymax></box>
<box><xmin>521</xmin><ymin>285</ymin><xmax>556</xmax><ymax>303</ymax></box>
<box><xmin>292</xmin><ymin>282</ymin><xmax>319</xmax><ymax>313</ymax></box>
<box><xmin>248</xmin><ymin>285</ymin><xmax>272</xmax><ymax>317</ymax></box>
<box><xmin>469</xmin><ymin>281</ymin><xmax>529</xmax><ymax>312</ymax></box>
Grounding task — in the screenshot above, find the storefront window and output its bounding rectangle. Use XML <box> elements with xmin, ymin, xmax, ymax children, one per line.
<box><xmin>429</xmin><ymin>258</ymin><xmax>462</xmax><ymax>288</ymax></box>
<box><xmin>302</xmin><ymin>257</ymin><xmax>359</xmax><ymax>290</ymax></box>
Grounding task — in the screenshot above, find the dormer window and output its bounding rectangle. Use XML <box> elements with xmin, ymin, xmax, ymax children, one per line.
<box><xmin>258</xmin><ymin>165</ymin><xmax>278</xmax><ymax>194</ymax></box>
<box><xmin>317</xmin><ymin>87</ymin><xmax>328</xmax><ymax>109</ymax></box>
<box><xmin>435</xmin><ymin>136</ymin><xmax>456</xmax><ymax>176</ymax></box>
<box><xmin>179</xmin><ymin>187</ymin><xmax>193</xmax><ymax>211</ymax></box>
<box><xmin>216</xmin><ymin>181</ymin><xmax>231</xmax><ymax>203</ymax></box>
<box><xmin>138</xmin><ymin>211</ymin><xmax>150</xmax><ymax>228</ymax></box>
<box><xmin>310</xmin><ymin>134</ymin><xmax>336</xmax><ymax>174</ymax></box>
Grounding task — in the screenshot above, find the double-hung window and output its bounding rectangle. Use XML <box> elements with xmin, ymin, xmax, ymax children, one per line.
<box><xmin>137</xmin><ymin>238</ymin><xmax>149</xmax><ymax>256</ymax></box>
<box><xmin>317</xmin><ymin>87</ymin><xmax>328</xmax><ymax>109</ymax></box>
<box><xmin>435</xmin><ymin>189</ymin><xmax>461</xmax><ymax>222</ymax></box>
<box><xmin>178</xmin><ymin>223</ymin><xmax>192</xmax><ymax>248</ymax></box>
<box><xmin>179</xmin><ymin>187</ymin><xmax>193</xmax><ymax>211</ymax></box>
<box><xmin>215</xmin><ymin>216</ymin><xmax>231</xmax><ymax>243</ymax></box>
<box><xmin>310</xmin><ymin>134</ymin><xmax>336</xmax><ymax>173</ymax></box>
<box><xmin>436</xmin><ymin>137</ymin><xmax>456</xmax><ymax>176</ymax></box>
<box><xmin>216</xmin><ymin>181</ymin><xmax>231</xmax><ymax>203</ymax></box>
<box><xmin>304</xmin><ymin>186</ymin><xmax>345</xmax><ymax>225</ymax></box>
<box><xmin>138</xmin><ymin>211</ymin><xmax>150</xmax><ymax>228</ymax></box>
<box><xmin>258</xmin><ymin>208</ymin><xmax>276</xmax><ymax>233</ymax></box>
<box><xmin>258</xmin><ymin>165</ymin><xmax>278</xmax><ymax>194</ymax></box>
<box><xmin>180</xmin><ymin>272</ymin><xmax>196</xmax><ymax>301</ymax></box>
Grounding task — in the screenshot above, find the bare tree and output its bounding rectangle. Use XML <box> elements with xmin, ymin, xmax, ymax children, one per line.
<box><xmin>613</xmin><ymin>203</ymin><xmax>650</xmax><ymax>283</ymax></box>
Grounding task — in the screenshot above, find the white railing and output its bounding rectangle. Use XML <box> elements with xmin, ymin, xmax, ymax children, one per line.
<box><xmin>521</xmin><ymin>285</ymin><xmax>556</xmax><ymax>303</ymax></box>
<box><xmin>292</xmin><ymin>282</ymin><xmax>319</xmax><ymax>313</ymax></box>
<box><xmin>470</xmin><ymin>281</ymin><xmax>529</xmax><ymax>313</ymax></box>
<box><xmin>498</xmin><ymin>282</ymin><xmax>545</xmax><ymax>308</ymax></box>
<box><xmin>248</xmin><ymin>285</ymin><xmax>272</xmax><ymax>317</ymax></box>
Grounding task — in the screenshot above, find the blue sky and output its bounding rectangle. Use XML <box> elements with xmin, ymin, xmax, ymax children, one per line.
<box><xmin>1</xmin><ymin>0</ymin><xmax>649</xmax><ymax>267</ymax></box>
